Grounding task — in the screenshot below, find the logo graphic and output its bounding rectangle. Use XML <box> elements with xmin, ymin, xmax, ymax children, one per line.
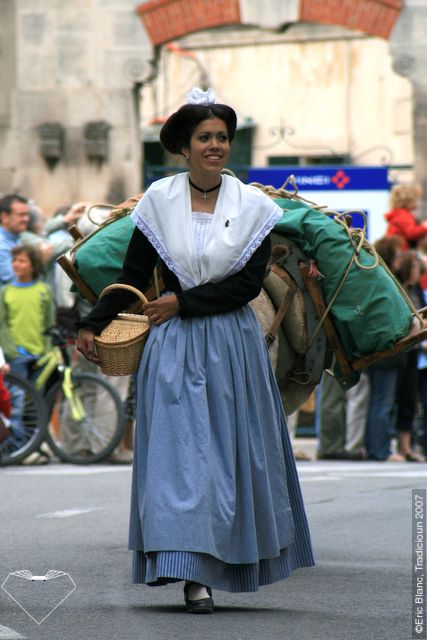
<box><xmin>1</xmin><ymin>570</ymin><xmax>76</xmax><ymax>625</ymax></box>
<box><xmin>331</xmin><ymin>169</ymin><xmax>350</xmax><ymax>189</ymax></box>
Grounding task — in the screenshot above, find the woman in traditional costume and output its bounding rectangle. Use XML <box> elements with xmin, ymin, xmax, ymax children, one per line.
<box><xmin>76</xmin><ymin>88</ymin><xmax>314</xmax><ymax>613</ymax></box>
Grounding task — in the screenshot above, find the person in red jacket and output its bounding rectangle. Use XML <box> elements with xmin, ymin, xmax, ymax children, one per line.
<box><xmin>385</xmin><ymin>183</ymin><xmax>427</xmax><ymax>250</ymax></box>
<box><xmin>0</xmin><ymin>346</ymin><xmax>11</xmax><ymax>444</ymax></box>
<box><xmin>0</xmin><ymin>346</ymin><xmax>10</xmax><ymax>415</ymax></box>
<box><xmin>0</xmin><ymin>375</ymin><xmax>10</xmax><ymax>418</ymax></box>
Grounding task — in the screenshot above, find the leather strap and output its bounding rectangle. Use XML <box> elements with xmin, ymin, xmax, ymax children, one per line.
<box><xmin>265</xmin><ymin>280</ymin><xmax>297</xmax><ymax>346</ymax></box>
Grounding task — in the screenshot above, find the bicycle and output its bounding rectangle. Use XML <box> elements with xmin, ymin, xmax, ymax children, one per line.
<box><xmin>0</xmin><ymin>372</ymin><xmax>48</xmax><ymax>466</ymax></box>
<box><xmin>0</xmin><ymin>327</ymin><xmax>125</xmax><ymax>466</ymax></box>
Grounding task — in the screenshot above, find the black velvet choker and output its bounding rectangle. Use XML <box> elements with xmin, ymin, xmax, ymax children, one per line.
<box><xmin>189</xmin><ymin>177</ymin><xmax>222</xmax><ymax>202</ymax></box>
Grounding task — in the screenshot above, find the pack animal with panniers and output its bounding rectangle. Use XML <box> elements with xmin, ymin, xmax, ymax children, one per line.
<box><xmin>57</xmin><ymin>179</ymin><xmax>427</xmax><ymax>415</ymax></box>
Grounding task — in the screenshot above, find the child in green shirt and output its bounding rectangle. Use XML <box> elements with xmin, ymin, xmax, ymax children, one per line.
<box><xmin>0</xmin><ymin>244</ymin><xmax>55</xmax><ymax>380</ymax></box>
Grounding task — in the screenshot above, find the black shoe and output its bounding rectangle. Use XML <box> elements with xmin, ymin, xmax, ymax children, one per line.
<box><xmin>317</xmin><ymin>451</ymin><xmax>343</xmax><ymax>460</ymax></box>
<box><xmin>343</xmin><ymin>449</ymin><xmax>368</xmax><ymax>461</ymax></box>
<box><xmin>317</xmin><ymin>449</ymin><xmax>366</xmax><ymax>461</ymax></box>
<box><xmin>184</xmin><ymin>582</ymin><xmax>214</xmax><ymax>614</ymax></box>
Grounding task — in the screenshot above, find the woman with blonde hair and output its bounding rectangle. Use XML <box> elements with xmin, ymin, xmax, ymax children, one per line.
<box><xmin>385</xmin><ymin>183</ymin><xmax>427</xmax><ymax>250</ymax></box>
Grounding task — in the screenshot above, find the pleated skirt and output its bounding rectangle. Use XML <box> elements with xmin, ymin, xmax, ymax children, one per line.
<box><xmin>129</xmin><ymin>304</ymin><xmax>314</xmax><ymax>592</ymax></box>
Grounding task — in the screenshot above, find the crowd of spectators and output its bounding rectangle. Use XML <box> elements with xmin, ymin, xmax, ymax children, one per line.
<box><xmin>0</xmin><ymin>193</ymin><xmax>134</xmax><ymax>465</ymax></box>
<box><xmin>1</xmin><ymin>183</ymin><xmax>427</xmax><ymax>465</ymax></box>
<box><xmin>316</xmin><ymin>183</ymin><xmax>427</xmax><ymax>462</ymax></box>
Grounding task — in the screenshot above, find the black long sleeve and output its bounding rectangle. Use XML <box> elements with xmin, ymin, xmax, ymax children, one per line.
<box><xmin>77</xmin><ymin>227</ymin><xmax>271</xmax><ymax>333</ymax></box>
<box><xmin>76</xmin><ymin>228</ymin><xmax>158</xmax><ymax>334</ymax></box>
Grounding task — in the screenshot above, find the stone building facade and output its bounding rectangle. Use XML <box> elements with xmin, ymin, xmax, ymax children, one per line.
<box><xmin>0</xmin><ymin>0</ymin><xmax>151</xmax><ymax>212</ymax></box>
<box><xmin>1</xmin><ymin>0</ymin><xmax>427</xmax><ymax>214</ymax></box>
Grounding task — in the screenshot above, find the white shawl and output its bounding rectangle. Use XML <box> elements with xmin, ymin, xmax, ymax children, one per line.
<box><xmin>130</xmin><ymin>173</ymin><xmax>282</xmax><ymax>290</ymax></box>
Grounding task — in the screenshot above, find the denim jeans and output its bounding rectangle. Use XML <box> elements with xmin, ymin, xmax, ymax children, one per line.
<box><xmin>365</xmin><ymin>366</ymin><xmax>399</xmax><ymax>460</ymax></box>
<box><xmin>8</xmin><ymin>355</ymin><xmax>39</xmax><ymax>444</ymax></box>
<box><xmin>9</xmin><ymin>355</ymin><xmax>39</xmax><ymax>382</ymax></box>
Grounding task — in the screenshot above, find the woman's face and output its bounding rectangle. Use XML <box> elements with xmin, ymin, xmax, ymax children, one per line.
<box><xmin>182</xmin><ymin>117</ymin><xmax>230</xmax><ymax>176</ymax></box>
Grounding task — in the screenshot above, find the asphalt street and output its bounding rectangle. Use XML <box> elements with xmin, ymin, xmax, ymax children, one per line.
<box><xmin>0</xmin><ymin>448</ymin><xmax>423</xmax><ymax>640</ymax></box>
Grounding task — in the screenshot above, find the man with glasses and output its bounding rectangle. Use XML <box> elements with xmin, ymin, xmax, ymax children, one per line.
<box><xmin>0</xmin><ymin>195</ymin><xmax>30</xmax><ymax>285</ymax></box>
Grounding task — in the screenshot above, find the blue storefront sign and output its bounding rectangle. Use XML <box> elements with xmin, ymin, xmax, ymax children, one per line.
<box><xmin>247</xmin><ymin>166</ymin><xmax>390</xmax><ymax>191</ymax></box>
<box><xmin>247</xmin><ymin>166</ymin><xmax>391</xmax><ymax>241</ymax></box>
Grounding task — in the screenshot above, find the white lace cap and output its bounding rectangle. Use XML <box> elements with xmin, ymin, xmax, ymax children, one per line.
<box><xmin>186</xmin><ymin>86</ymin><xmax>216</xmax><ymax>106</ymax></box>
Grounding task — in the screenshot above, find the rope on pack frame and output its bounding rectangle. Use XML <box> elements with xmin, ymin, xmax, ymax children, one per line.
<box><xmin>252</xmin><ymin>176</ymin><xmax>424</xmax><ymax>348</ymax></box>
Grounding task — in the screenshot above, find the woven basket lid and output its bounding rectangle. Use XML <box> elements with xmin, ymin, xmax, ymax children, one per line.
<box><xmin>97</xmin><ymin>316</ymin><xmax>149</xmax><ymax>344</ymax></box>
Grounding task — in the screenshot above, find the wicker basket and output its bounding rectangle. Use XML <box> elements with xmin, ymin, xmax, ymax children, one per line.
<box><xmin>94</xmin><ymin>284</ymin><xmax>150</xmax><ymax>376</ymax></box>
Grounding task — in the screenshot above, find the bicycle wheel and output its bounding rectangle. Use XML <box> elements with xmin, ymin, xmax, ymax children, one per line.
<box><xmin>44</xmin><ymin>371</ymin><xmax>125</xmax><ymax>464</ymax></box>
<box><xmin>0</xmin><ymin>373</ymin><xmax>48</xmax><ymax>466</ymax></box>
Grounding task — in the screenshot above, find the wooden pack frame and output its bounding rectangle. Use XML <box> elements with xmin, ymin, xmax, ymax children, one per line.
<box><xmin>299</xmin><ymin>261</ymin><xmax>427</xmax><ymax>385</ymax></box>
<box><xmin>56</xmin><ymin>194</ymin><xmax>161</xmax><ymax>305</ymax></box>
<box><xmin>57</xmin><ymin>224</ymin><xmax>98</xmax><ymax>304</ymax></box>
<box><xmin>57</xmin><ymin>186</ymin><xmax>427</xmax><ymax>390</ymax></box>
<box><xmin>258</xmin><ymin>177</ymin><xmax>427</xmax><ymax>387</ymax></box>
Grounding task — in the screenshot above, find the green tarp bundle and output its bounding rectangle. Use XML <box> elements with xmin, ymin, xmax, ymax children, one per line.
<box><xmin>72</xmin><ymin>215</ymin><xmax>135</xmax><ymax>297</ymax></box>
<box><xmin>69</xmin><ymin>194</ymin><xmax>413</xmax><ymax>370</ymax></box>
<box><xmin>273</xmin><ymin>197</ymin><xmax>413</xmax><ymax>361</ymax></box>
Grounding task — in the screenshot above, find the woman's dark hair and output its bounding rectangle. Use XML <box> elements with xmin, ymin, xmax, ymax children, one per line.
<box><xmin>11</xmin><ymin>243</ymin><xmax>44</xmax><ymax>279</ymax></box>
<box><xmin>374</xmin><ymin>235</ymin><xmax>404</xmax><ymax>271</ymax></box>
<box><xmin>160</xmin><ymin>103</ymin><xmax>237</xmax><ymax>155</ymax></box>
<box><xmin>394</xmin><ymin>250</ymin><xmax>420</xmax><ymax>285</ymax></box>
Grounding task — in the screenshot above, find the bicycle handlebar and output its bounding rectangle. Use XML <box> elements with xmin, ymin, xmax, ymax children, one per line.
<box><xmin>44</xmin><ymin>326</ymin><xmax>76</xmax><ymax>347</ymax></box>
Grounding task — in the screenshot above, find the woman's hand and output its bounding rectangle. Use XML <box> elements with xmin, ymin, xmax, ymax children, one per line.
<box><xmin>76</xmin><ymin>328</ymin><xmax>101</xmax><ymax>365</ymax></box>
<box><xmin>143</xmin><ymin>294</ymin><xmax>179</xmax><ymax>326</ymax></box>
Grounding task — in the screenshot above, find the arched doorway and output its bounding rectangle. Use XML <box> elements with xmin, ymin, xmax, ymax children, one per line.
<box><xmin>135</xmin><ymin>0</ymin><xmax>427</xmax><ymax>213</ymax></box>
<box><xmin>136</xmin><ymin>0</ymin><xmax>402</xmax><ymax>45</ymax></box>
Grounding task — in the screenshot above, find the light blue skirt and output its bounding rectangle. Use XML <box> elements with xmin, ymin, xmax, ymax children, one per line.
<box><xmin>129</xmin><ymin>305</ymin><xmax>314</xmax><ymax>592</ymax></box>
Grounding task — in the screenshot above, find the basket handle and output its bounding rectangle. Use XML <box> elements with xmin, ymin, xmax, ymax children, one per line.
<box><xmin>98</xmin><ymin>283</ymin><xmax>148</xmax><ymax>308</ymax></box>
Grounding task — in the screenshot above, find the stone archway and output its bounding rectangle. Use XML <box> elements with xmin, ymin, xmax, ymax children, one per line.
<box><xmin>136</xmin><ymin>0</ymin><xmax>427</xmax><ymax>212</ymax></box>
<box><xmin>136</xmin><ymin>0</ymin><xmax>402</xmax><ymax>46</ymax></box>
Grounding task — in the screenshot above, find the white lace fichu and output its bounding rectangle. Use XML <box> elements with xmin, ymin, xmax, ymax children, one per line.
<box><xmin>130</xmin><ymin>172</ymin><xmax>283</xmax><ymax>290</ymax></box>
<box><xmin>186</xmin><ymin>86</ymin><xmax>216</xmax><ymax>106</ymax></box>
